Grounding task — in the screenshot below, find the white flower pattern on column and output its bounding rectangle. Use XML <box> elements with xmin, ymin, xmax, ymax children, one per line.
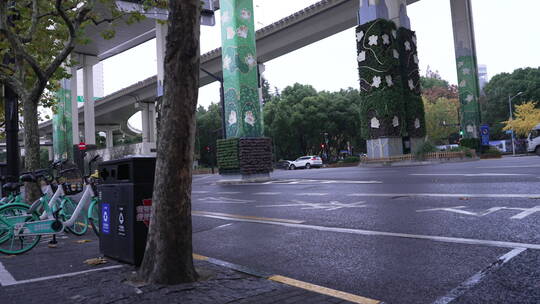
<box><xmin>414</xmin><ymin>118</ymin><xmax>421</xmax><ymax>129</ymax></box>
<box><xmin>371</xmin><ymin>117</ymin><xmax>380</xmax><ymax>129</ymax></box>
<box><xmin>466</xmin><ymin>94</ymin><xmax>474</xmax><ymax>103</ymax></box>
<box><xmin>459</xmin><ymin>80</ymin><xmax>467</xmax><ymax>87</ymax></box>
<box><xmin>228</xmin><ymin>111</ymin><xmax>237</xmax><ymax>126</ymax></box>
<box><xmin>393</xmin><ymin>49</ymin><xmax>399</xmax><ymax>59</ymax></box>
<box><xmin>392</xmin><ymin>30</ymin><xmax>397</xmax><ymax>39</ymax></box>
<box><xmin>357</xmin><ymin>51</ymin><xmax>366</xmax><ymax>62</ymax></box>
<box><xmin>222</xmin><ymin>11</ymin><xmax>231</xmax><ymax>24</ymax></box>
<box><xmin>368</xmin><ymin>35</ymin><xmax>378</xmax><ymax>46</ymax></box>
<box><xmin>240</xmin><ymin>9</ymin><xmax>251</xmax><ymax>20</ymax></box>
<box><xmin>385</xmin><ymin>75</ymin><xmax>393</xmax><ymax>86</ymax></box>
<box><xmin>404</xmin><ymin>41</ymin><xmax>411</xmax><ymax>51</ymax></box>
<box><xmin>223</xmin><ymin>55</ymin><xmax>232</xmax><ymax>71</ymax></box>
<box><xmin>226</xmin><ymin>27</ymin><xmax>235</xmax><ymax>39</ymax></box>
<box><xmin>237</xmin><ymin>25</ymin><xmax>248</xmax><ymax>38</ymax></box>
<box><xmin>245</xmin><ymin>54</ymin><xmax>257</xmax><ymax>68</ymax></box>
<box><xmin>458</xmin><ymin>61</ymin><xmax>464</xmax><ymax>68</ymax></box>
<box><xmin>462</xmin><ymin>68</ymin><xmax>471</xmax><ymax>75</ymax></box>
<box><xmin>392</xmin><ymin>116</ymin><xmax>399</xmax><ymax>127</ymax></box>
<box><xmin>408</xmin><ymin>79</ymin><xmax>415</xmax><ymax>90</ymax></box>
<box><xmin>382</xmin><ymin>34</ymin><xmax>390</xmax><ymax>45</ymax></box>
<box><xmin>244</xmin><ymin>111</ymin><xmax>255</xmax><ymax>126</ymax></box>
<box><xmin>356</xmin><ymin>31</ymin><xmax>364</xmax><ymax>42</ymax></box>
<box><xmin>372</xmin><ymin>76</ymin><xmax>382</xmax><ymax>88</ymax></box>
<box><xmin>466</xmin><ymin>125</ymin><xmax>474</xmax><ymax>133</ymax></box>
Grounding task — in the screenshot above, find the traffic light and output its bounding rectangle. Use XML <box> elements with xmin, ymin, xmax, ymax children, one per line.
<box><xmin>321</xmin><ymin>144</ymin><xmax>325</xmax><ymax>149</ymax></box>
<box><xmin>205</xmin><ymin>146</ymin><xmax>210</xmax><ymax>152</ymax></box>
<box><xmin>459</xmin><ymin>130</ymin><xmax>464</xmax><ymax>136</ymax></box>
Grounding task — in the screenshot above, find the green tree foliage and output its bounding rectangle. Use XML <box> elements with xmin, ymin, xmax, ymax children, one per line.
<box><xmin>195</xmin><ymin>103</ymin><xmax>222</xmax><ymax>166</ymax></box>
<box><xmin>483</xmin><ymin>67</ymin><xmax>540</xmax><ymax>139</ymax></box>
<box><xmin>263</xmin><ymin>83</ymin><xmax>364</xmax><ymax>160</ymax></box>
<box><xmin>423</xmin><ymin>96</ymin><xmax>459</xmax><ymax>144</ymax></box>
<box><xmin>0</xmin><ymin>0</ymin><xmax>146</xmax><ymax>200</ymax></box>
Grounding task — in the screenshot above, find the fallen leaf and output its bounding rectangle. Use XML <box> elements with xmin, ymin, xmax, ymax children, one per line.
<box><xmin>84</xmin><ymin>257</ymin><xmax>108</xmax><ymax>265</ymax></box>
<box><xmin>76</xmin><ymin>239</ymin><xmax>92</xmax><ymax>244</ymax></box>
<box><xmin>48</xmin><ymin>244</ymin><xmax>58</xmax><ymax>248</ymax></box>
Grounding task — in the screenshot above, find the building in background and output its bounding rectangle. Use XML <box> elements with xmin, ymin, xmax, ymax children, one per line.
<box><xmin>478</xmin><ymin>64</ymin><xmax>488</xmax><ymax>93</ymax></box>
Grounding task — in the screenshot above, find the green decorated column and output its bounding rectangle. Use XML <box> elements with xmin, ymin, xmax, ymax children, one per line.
<box><xmin>219</xmin><ymin>0</ymin><xmax>262</xmax><ymax>138</ymax></box>
<box><xmin>217</xmin><ymin>0</ymin><xmax>272</xmax><ymax>178</ymax></box>
<box><xmin>357</xmin><ymin>19</ymin><xmax>406</xmax><ymax>158</ymax></box>
<box><xmin>52</xmin><ymin>78</ymin><xmax>73</xmax><ymax>161</ymax></box>
<box><xmin>397</xmin><ymin>28</ymin><xmax>426</xmax><ymax>152</ymax></box>
<box><xmin>450</xmin><ymin>0</ymin><xmax>481</xmax><ymax>139</ymax></box>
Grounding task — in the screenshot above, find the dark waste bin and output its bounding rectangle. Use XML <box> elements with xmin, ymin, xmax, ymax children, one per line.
<box><xmin>0</xmin><ymin>163</ymin><xmax>6</xmax><ymax>197</ymax></box>
<box><xmin>97</xmin><ymin>156</ymin><xmax>156</xmax><ymax>265</ymax></box>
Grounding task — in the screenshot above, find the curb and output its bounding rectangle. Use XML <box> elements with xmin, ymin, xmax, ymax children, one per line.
<box><xmin>193</xmin><ymin>254</ymin><xmax>382</xmax><ymax>304</ymax></box>
<box><xmin>359</xmin><ymin>158</ymin><xmax>479</xmax><ymax>168</ymax></box>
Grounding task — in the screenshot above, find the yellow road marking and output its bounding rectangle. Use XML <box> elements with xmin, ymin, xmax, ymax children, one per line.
<box><xmin>192</xmin><ymin>211</ymin><xmax>304</xmax><ymax>224</ymax></box>
<box><xmin>192</xmin><ymin>254</ymin><xmax>208</xmax><ymax>261</ymax></box>
<box><xmin>269</xmin><ymin>275</ymin><xmax>381</xmax><ymax>304</ymax></box>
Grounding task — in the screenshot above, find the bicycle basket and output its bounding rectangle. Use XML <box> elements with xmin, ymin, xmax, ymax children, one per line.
<box><xmin>58</xmin><ymin>164</ymin><xmax>84</xmax><ymax>195</ymax></box>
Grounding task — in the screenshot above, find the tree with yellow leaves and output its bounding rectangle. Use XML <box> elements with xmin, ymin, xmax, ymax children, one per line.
<box><xmin>503</xmin><ymin>101</ymin><xmax>540</xmax><ymax>136</ymax></box>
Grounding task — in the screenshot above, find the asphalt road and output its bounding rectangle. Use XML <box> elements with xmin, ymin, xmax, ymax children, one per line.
<box><xmin>191</xmin><ymin>156</ymin><xmax>540</xmax><ymax>304</ymax></box>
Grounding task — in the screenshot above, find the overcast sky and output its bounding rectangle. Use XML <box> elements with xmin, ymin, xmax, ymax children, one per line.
<box><xmin>101</xmin><ymin>0</ymin><xmax>540</xmax><ymax>115</ymax></box>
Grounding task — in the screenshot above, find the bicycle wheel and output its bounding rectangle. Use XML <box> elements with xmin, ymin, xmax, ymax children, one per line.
<box><xmin>60</xmin><ymin>197</ymin><xmax>88</xmax><ymax>236</ymax></box>
<box><xmin>87</xmin><ymin>199</ymin><xmax>100</xmax><ymax>237</ymax></box>
<box><xmin>0</xmin><ymin>204</ymin><xmax>41</xmax><ymax>255</ymax></box>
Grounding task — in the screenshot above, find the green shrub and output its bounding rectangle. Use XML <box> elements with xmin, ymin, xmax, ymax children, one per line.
<box><xmin>414</xmin><ymin>141</ymin><xmax>437</xmax><ymax>160</ymax></box>
<box><xmin>459</xmin><ymin>138</ymin><xmax>480</xmax><ymax>151</ymax></box>
<box><xmin>342</xmin><ymin>156</ymin><xmax>360</xmax><ymax>163</ymax></box>
<box><xmin>481</xmin><ymin>146</ymin><xmax>502</xmax><ymax>158</ymax></box>
<box><xmin>449</xmin><ymin>146</ymin><xmax>475</xmax><ymax>157</ymax></box>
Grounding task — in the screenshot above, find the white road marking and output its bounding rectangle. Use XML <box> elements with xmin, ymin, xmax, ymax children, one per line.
<box><xmin>192</xmin><ymin>191</ymin><xmax>209</xmax><ymax>194</ymax></box>
<box><xmin>257</xmin><ymin>200</ymin><xmax>366</xmax><ymax>211</ymax></box>
<box><xmin>217</xmin><ymin>192</ymin><xmax>241</xmax><ymax>195</ymax></box>
<box><xmin>0</xmin><ymin>265</ymin><xmax>124</xmax><ymax>286</ymax></box>
<box><xmin>256</xmin><ymin>179</ymin><xmax>382</xmax><ymax>185</ymax></box>
<box><xmin>193</xmin><ymin>214</ymin><xmax>540</xmax><ymax>250</ymax></box>
<box><xmin>254</xmin><ymin>192</ymin><xmax>281</xmax><ymax>195</ymax></box>
<box><xmin>476</xmin><ymin>165</ymin><xmax>540</xmax><ymax>169</ymax></box>
<box><xmin>0</xmin><ymin>261</ymin><xmax>17</xmax><ymax>286</ymax></box>
<box><xmin>417</xmin><ymin>205</ymin><xmax>540</xmax><ymax>219</ymax></box>
<box><xmin>432</xmin><ymin>248</ymin><xmax>527</xmax><ymax>304</ymax></box>
<box><xmin>347</xmin><ymin>193</ymin><xmax>540</xmax><ymax>199</ymax></box>
<box><xmin>197</xmin><ymin>197</ymin><xmax>253</xmax><ymax>204</ymax></box>
<box><xmin>214</xmin><ymin>223</ymin><xmax>233</xmax><ymax>229</ymax></box>
<box><xmin>296</xmin><ymin>193</ymin><xmax>328</xmax><ymax>196</ymax></box>
<box><xmin>410</xmin><ymin>173</ymin><xmax>529</xmax><ymax>177</ymax></box>
<box><xmin>510</xmin><ymin>205</ymin><xmax>540</xmax><ymax>219</ymax></box>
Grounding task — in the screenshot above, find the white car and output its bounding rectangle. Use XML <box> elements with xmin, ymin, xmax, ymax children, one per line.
<box><xmin>527</xmin><ymin>123</ymin><xmax>540</xmax><ymax>156</ymax></box>
<box><xmin>288</xmin><ymin>156</ymin><xmax>323</xmax><ymax>170</ymax></box>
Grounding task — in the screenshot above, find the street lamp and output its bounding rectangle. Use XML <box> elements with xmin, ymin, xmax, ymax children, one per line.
<box><xmin>508</xmin><ymin>91</ymin><xmax>524</xmax><ymax>156</ymax></box>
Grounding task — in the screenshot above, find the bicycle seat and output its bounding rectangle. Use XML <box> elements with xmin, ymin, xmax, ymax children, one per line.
<box><xmin>2</xmin><ymin>182</ymin><xmax>23</xmax><ymax>192</ymax></box>
<box><xmin>20</xmin><ymin>173</ymin><xmax>38</xmax><ymax>183</ymax></box>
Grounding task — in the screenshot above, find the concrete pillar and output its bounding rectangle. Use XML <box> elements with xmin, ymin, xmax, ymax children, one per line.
<box><xmin>156</xmin><ymin>21</ymin><xmax>167</xmax><ymax>99</ymax></box>
<box><xmin>70</xmin><ymin>63</ymin><xmax>79</xmax><ymax>146</ymax></box>
<box><xmin>106</xmin><ymin>129</ymin><xmax>114</xmax><ymax>148</ymax></box>
<box><xmin>450</xmin><ymin>0</ymin><xmax>481</xmax><ymax>139</ymax></box>
<box><xmin>52</xmin><ymin>76</ymin><xmax>73</xmax><ymax>161</ymax></box>
<box><xmin>219</xmin><ymin>0</ymin><xmax>263</xmax><ymax>138</ymax></box>
<box><xmin>83</xmin><ymin>55</ymin><xmax>99</xmax><ymax>146</ymax></box>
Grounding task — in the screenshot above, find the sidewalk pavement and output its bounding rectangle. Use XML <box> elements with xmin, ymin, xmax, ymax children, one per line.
<box><xmin>1</xmin><ymin>259</ymin><xmax>356</xmax><ymax>304</ymax></box>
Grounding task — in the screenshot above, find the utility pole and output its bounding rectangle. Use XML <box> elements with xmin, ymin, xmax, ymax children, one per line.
<box><xmin>508</xmin><ymin>92</ymin><xmax>523</xmax><ymax>156</ymax></box>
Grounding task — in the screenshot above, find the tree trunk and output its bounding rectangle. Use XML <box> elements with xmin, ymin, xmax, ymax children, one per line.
<box><xmin>22</xmin><ymin>98</ymin><xmax>41</xmax><ymax>202</ymax></box>
<box><xmin>138</xmin><ymin>0</ymin><xmax>200</xmax><ymax>284</ymax></box>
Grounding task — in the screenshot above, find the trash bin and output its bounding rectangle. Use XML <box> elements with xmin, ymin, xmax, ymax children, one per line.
<box><xmin>97</xmin><ymin>156</ymin><xmax>156</xmax><ymax>265</ymax></box>
<box><xmin>0</xmin><ymin>163</ymin><xmax>6</xmax><ymax>197</ymax></box>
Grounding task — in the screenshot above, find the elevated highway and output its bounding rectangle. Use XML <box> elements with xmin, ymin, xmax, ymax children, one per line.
<box><xmin>39</xmin><ymin>0</ymin><xmax>420</xmax><ymax>136</ymax></box>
